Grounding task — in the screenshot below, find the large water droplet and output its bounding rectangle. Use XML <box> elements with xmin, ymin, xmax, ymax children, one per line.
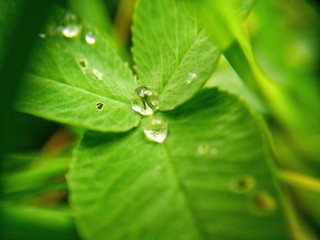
<box><xmin>61</xmin><ymin>13</ymin><xmax>82</xmax><ymax>38</ymax></box>
<box><xmin>251</xmin><ymin>191</ymin><xmax>277</xmax><ymax>215</ymax></box>
<box><xmin>131</xmin><ymin>86</ymin><xmax>159</xmax><ymax>116</ymax></box>
<box><xmin>230</xmin><ymin>175</ymin><xmax>255</xmax><ymax>193</ymax></box>
<box><xmin>85</xmin><ymin>30</ymin><xmax>96</xmax><ymax>45</ymax></box>
<box><xmin>186</xmin><ymin>72</ymin><xmax>197</xmax><ymax>84</ymax></box>
<box><xmin>143</xmin><ymin>116</ymin><xmax>168</xmax><ymax>143</ymax></box>
<box><xmin>91</xmin><ymin>68</ymin><xmax>103</xmax><ymax>80</ymax></box>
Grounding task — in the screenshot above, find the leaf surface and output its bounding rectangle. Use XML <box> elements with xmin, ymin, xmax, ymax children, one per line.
<box><xmin>132</xmin><ymin>0</ymin><xmax>220</xmax><ymax>111</ymax></box>
<box><xmin>68</xmin><ymin>89</ymin><xmax>289</xmax><ymax>240</ymax></box>
<box><xmin>15</xmin><ymin>8</ymin><xmax>140</xmax><ymax>132</ymax></box>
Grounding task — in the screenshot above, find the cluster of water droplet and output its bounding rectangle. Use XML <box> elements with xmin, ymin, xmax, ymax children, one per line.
<box><xmin>228</xmin><ymin>175</ymin><xmax>277</xmax><ymax>215</ymax></box>
<box><xmin>38</xmin><ymin>11</ymin><xmax>96</xmax><ymax>46</ymax></box>
<box><xmin>197</xmin><ymin>144</ymin><xmax>219</xmax><ymax>156</ymax></box>
<box><xmin>195</xmin><ymin>143</ymin><xmax>276</xmax><ymax>215</ymax></box>
<box><xmin>130</xmin><ymin>86</ymin><xmax>168</xmax><ymax>143</ymax></box>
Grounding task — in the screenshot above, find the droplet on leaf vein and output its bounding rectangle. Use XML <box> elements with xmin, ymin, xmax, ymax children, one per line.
<box><xmin>131</xmin><ymin>86</ymin><xmax>159</xmax><ymax>116</ymax></box>
<box><xmin>143</xmin><ymin>116</ymin><xmax>168</xmax><ymax>143</ymax></box>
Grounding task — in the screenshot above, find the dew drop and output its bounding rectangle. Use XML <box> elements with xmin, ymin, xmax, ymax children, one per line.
<box><xmin>198</xmin><ymin>144</ymin><xmax>209</xmax><ymax>155</ymax></box>
<box><xmin>91</xmin><ymin>68</ymin><xmax>103</xmax><ymax>80</ymax></box>
<box><xmin>96</xmin><ymin>102</ymin><xmax>104</xmax><ymax>110</ymax></box>
<box><xmin>131</xmin><ymin>86</ymin><xmax>159</xmax><ymax>116</ymax></box>
<box><xmin>230</xmin><ymin>175</ymin><xmax>255</xmax><ymax>193</ymax></box>
<box><xmin>251</xmin><ymin>191</ymin><xmax>277</xmax><ymax>215</ymax></box>
<box><xmin>186</xmin><ymin>72</ymin><xmax>197</xmax><ymax>84</ymax></box>
<box><xmin>39</xmin><ymin>32</ymin><xmax>46</xmax><ymax>39</ymax></box>
<box><xmin>60</xmin><ymin>12</ymin><xmax>82</xmax><ymax>38</ymax></box>
<box><xmin>143</xmin><ymin>116</ymin><xmax>168</xmax><ymax>143</ymax></box>
<box><xmin>85</xmin><ymin>30</ymin><xmax>96</xmax><ymax>45</ymax></box>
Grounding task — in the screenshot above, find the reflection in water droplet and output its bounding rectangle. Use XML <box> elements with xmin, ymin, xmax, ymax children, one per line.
<box><xmin>39</xmin><ymin>32</ymin><xmax>46</xmax><ymax>39</ymax></box>
<box><xmin>186</xmin><ymin>72</ymin><xmax>197</xmax><ymax>84</ymax></box>
<box><xmin>61</xmin><ymin>12</ymin><xmax>82</xmax><ymax>38</ymax></box>
<box><xmin>230</xmin><ymin>175</ymin><xmax>255</xmax><ymax>193</ymax></box>
<box><xmin>85</xmin><ymin>30</ymin><xmax>96</xmax><ymax>45</ymax></box>
<box><xmin>143</xmin><ymin>116</ymin><xmax>168</xmax><ymax>143</ymax></box>
<box><xmin>251</xmin><ymin>191</ymin><xmax>277</xmax><ymax>215</ymax></box>
<box><xmin>198</xmin><ymin>144</ymin><xmax>209</xmax><ymax>155</ymax></box>
<box><xmin>96</xmin><ymin>102</ymin><xmax>104</xmax><ymax>110</ymax></box>
<box><xmin>92</xmin><ymin>68</ymin><xmax>103</xmax><ymax>80</ymax></box>
<box><xmin>131</xmin><ymin>86</ymin><xmax>159</xmax><ymax>116</ymax></box>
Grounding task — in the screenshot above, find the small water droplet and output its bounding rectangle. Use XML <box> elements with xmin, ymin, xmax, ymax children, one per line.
<box><xmin>198</xmin><ymin>144</ymin><xmax>209</xmax><ymax>155</ymax></box>
<box><xmin>60</xmin><ymin>12</ymin><xmax>82</xmax><ymax>38</ymax></box>
<box><xmin>131</xmin><ymin>86</ymin><xmax>159</xmax><ymax>116</ymax></box>
<box><xmin>96</xmin><ymin>102</ymin><xmax>104</xmax><ymax>110</ymax></box>
<box><xmin>230</xmin><ymin>175</ymin><xmax>255</xmax><ymax>193</ymax></box>
<box><xmin>91</xmin><ymin>68</ymin><xmax>103</xmax><ymax>80</ymax></box>
<box><xmin>143</xmin><ymin>116</ymin><xmax>168</xmax><ymax>143</ymax></box>
<box><xmin>39</xmin><ymin>32</ymin><xmax>46</xmax><ymax>39</ymax></box>
<box><xmin>186</xmin><ymin>72</ymin><xmax>197</xmax><ymax>84</ymax></box>
<box><xmin>85</xmin><ymin>30</ymin><xmax>96</xmax><ymax>45</ymax></box>
<box><xmin>251</xmin><ymin>191</ymin><xmax>277</xmax><ymax>215</ymax></box>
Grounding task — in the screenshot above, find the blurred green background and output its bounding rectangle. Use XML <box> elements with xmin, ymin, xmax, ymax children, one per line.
<box><xmin>0</xmin><ymin>0</ymin><xmax>319</xmax><ymax>239</ymax></box>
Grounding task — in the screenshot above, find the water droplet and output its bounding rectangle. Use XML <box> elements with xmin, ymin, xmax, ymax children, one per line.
<box><xmin>198</xmin><ymin>144</ymin><xmax>209</xmax><ymax>155</ymax></box>
<box><xmin>39</xmin><ymin>32</ymin><xmax>46</xmax><ymax>39</ymax></box>
<box><xmin>230</xmin><ymin>175</ymin><xmax>255</xmax><ymax>193</ymax></box>
<box><xmin>78</xmin><ymin>58</ymin><xmax>87</xmax><ymax>70</ymax></box>
<box><xmin>91</xmin><ymin>68</ymin><xmax>103</xmax><ymax>80</ymax></box>
<box><xmin>85</xmin><ymin>30</ymin><xmax>96</xmax><ymax>45</ymax></box>
<box><xmin>96</xmin><ymin>102</ymin><xmax>104</xmax><ymax>110</ymax></box>
<box><xmin>60</xmin><ymin>12</ymin><xmax>82</xmax><ymax>38</ymax></box>
<box><xmin>143</xmin><ymin>116</ymin><xmax>168</xmax><ymax>143</ymax></box>
<box><xmin>131</xmin><ymin>86</ymin><xmax>159</xmax><ymax>116</ymax></box>
<box><xmin>186</xmin><ymin>72</ymin><xmax>197</xmax><ymax>84</ymax></box>
<box><xmin>251</xmin><ymin>191</ymin><xmax>277</xmax><ymax>215</ymax></box>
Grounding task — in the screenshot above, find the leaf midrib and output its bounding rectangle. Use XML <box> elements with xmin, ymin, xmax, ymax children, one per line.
<box><xmin>162</xmin><ymin>143</ymin><xmax>207</xmax><ymax>240</ymax></box>
<box><xmin>24</xmin><ymin>73</ymin><xmax>130</xmax><ymax>106</ymax></box>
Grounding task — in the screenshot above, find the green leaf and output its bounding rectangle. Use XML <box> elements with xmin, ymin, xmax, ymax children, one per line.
<box><xmin>0</xmin><ymin>204</ymin><xmax>79</xmax><ymax>240</ymax></box>
<box><xmin>2</xmin><ymin>156</ymin><xmax>69</xmax><ymax>200</ymax></box>
<box><xmin>68</xmin><ymin>89</ymin><xmax>289</xmax><ymax>239</ymax></box>
<box><xmin>132</xmin><ymin>0</ymin><xmax>220</xmax><ymax>111</ymax></box>
<box><xmin>14</xmin><ymin>8</ymin><xmax>140</xmax><ymax>132</ymax></box>
<box><xmin>194</xmin><ymin>0</ymin><xmax>319</xmax><ymax>135</ymax></box>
